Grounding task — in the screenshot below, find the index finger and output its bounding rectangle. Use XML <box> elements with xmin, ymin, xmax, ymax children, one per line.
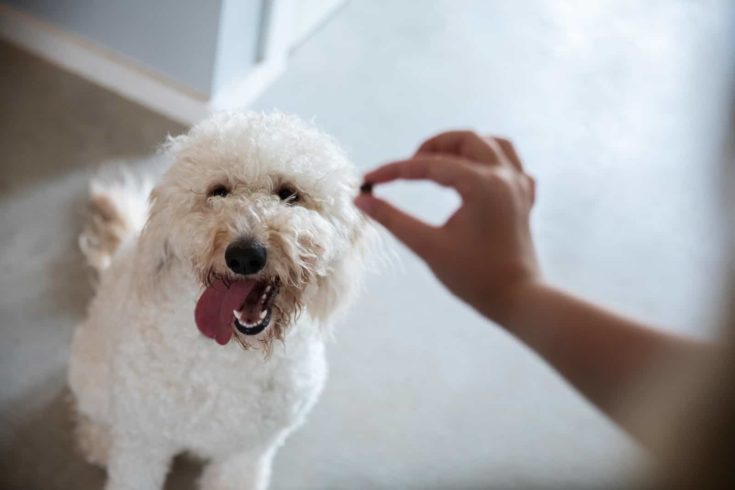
<box><xmin>362</xmin><ymin>156</ymin><xmax>479</xmax><ymax>197</ymax></box>
<box><xmin>414</xmin><ymin>130</ymin><xmax>499</xmax><ymax>165</ymax></box>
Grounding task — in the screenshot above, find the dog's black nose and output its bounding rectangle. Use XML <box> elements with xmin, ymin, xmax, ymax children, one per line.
<box><xmin>225</xmin><ymin>239</ymin><xmax>267</xmax><ymax>276</ymax></box>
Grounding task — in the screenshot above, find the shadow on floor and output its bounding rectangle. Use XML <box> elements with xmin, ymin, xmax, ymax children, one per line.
<box><xmin>0</xmin><ymin>377</ymin><xmax>203</xmax><ymax>490</ymax></box>
<box><xmin>0</xmin><ymin>378</ymin><xmax>105</xmax><ymax>490</ymax></box>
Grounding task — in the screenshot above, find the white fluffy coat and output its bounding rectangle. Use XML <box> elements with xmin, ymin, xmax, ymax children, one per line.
<box><xmin>68</xmin><ymin>112</ymin><xmax>374</xmax><ymax>490</ymax></box>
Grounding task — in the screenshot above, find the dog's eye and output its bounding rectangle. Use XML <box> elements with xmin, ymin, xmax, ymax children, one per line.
<box><xmin>208</xmin><ymin>185</ymin><xmax>230</xmax><ymax>198</ymax></box>
<box><xmin>276</xmin><ymin>185</ymin><xmax>299</xmax><ymax>204</ymax></box>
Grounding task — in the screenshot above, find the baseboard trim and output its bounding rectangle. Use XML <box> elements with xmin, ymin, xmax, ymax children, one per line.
<box><xmin>0</xmin><ymin>5</ymin><xmax>286</xmax><ymax>125</ymax></box>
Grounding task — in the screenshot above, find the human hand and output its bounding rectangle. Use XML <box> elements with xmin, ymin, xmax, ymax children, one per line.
<box><xmin>354</xmin><ymin>131</ymin><xmax>539</xmax><ymax>322</ymax></box>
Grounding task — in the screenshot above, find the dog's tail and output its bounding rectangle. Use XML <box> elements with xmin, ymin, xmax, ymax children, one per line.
<box><xmin>79</xmin><ymin>167</ymin><xmax>152</xmax><ymax>276</ymax></box>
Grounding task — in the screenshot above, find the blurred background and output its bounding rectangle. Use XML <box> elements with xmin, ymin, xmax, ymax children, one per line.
<box><xmin>1</xmin><ymin>0</ymin><xmax>734</xmax><ymax>488</ymax></box>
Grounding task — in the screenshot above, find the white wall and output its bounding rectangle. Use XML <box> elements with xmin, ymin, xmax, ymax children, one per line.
<box><xmin>4</xmin><ymin>0</ymin><xmax>263</xmax><ymax>96</ymax></box>
<box><xmin>0</xmin><ymin>0</ymin><xmax>347</xmax><ymax>122</ymax></box>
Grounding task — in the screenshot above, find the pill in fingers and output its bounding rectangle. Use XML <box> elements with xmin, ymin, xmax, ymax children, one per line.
<box><xmin>359</xmin><ymin>182</ymin><xmax>374</xmax><ymax>194</ymax></box>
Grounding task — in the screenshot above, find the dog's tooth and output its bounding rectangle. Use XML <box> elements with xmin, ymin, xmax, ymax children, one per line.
<box><xmin>259</xmin><ymin>309</ymin><xmax>267</xmax><ymax>320</ymax></box>
<box><xmin>233</xmin><ymin>309</ymin><xmax>242</xmax><ymax>321</ymax></box>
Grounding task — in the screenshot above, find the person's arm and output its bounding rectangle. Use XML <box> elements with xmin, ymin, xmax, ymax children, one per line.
<box><xmin>355</xmin><ymin>131</ymin><xmax>709</xmax><ymax>441</ymax></box>
<box><xmin>497</xmin><ymin>280</ymin><xmax>705</xmax><ymax>417</ymax></box>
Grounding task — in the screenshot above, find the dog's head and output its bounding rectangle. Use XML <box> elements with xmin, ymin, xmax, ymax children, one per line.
<box><xmin>138</xmin><ymin>112</ymin><xmax>375</xmax><ymax>349</ymax></box>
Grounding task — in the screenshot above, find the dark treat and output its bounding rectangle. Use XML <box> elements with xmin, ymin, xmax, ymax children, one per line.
<box><xmin>360</xmin><ymin>182</ymin><xmax>373</xmax><ymax>194</ymax></box>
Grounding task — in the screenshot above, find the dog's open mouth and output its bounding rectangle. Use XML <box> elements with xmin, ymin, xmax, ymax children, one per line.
<box><xmin>194</xmin><ymin>278</ymin><xmax>280</xmax><ymax>345</ymax></box>
<box><xmin>233</xmin><ymin>280</ymin><xmax>279</xmax><ymax>336</ymax></box>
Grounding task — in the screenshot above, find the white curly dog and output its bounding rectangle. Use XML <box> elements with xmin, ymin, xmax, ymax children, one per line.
<box><xmin>69</xmin><ymin>112</ymin><xmax>375</xmax><ymax>490</ymax></box>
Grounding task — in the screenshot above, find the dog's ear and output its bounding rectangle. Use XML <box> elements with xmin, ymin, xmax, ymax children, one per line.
<box><xmin>308</xmin><ymin>214</ymin><xmax>382</xmax><ymax>324</ymax></box>
<box><xmin>134</xmin><ymin>185</ymin><xmax>177</xmax><ymax>292</ymax></box>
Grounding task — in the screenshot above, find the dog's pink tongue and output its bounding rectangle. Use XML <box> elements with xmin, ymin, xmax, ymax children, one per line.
<box><xmin>194</xmin><ymin>280</ymin><xmax>256</xmax><ymax>345</ymax></box>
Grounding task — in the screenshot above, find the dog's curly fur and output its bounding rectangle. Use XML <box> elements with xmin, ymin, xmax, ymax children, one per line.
<box><xmin>68</xmin><ymin>112</ymin><xmax>376</xmax><ymax>490</ymax></box>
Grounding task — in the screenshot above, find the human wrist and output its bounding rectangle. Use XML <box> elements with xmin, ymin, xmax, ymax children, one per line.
<box><xmin>478</xmin><ymin>273</ymin><xmax>544</xmax><ymax>329</ymax></box>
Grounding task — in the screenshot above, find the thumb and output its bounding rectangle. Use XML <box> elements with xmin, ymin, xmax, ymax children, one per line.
<box><xmin>354</xmin><ymin>194</ymin><xmax>436</xmax><ymax>258</ymax></box>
